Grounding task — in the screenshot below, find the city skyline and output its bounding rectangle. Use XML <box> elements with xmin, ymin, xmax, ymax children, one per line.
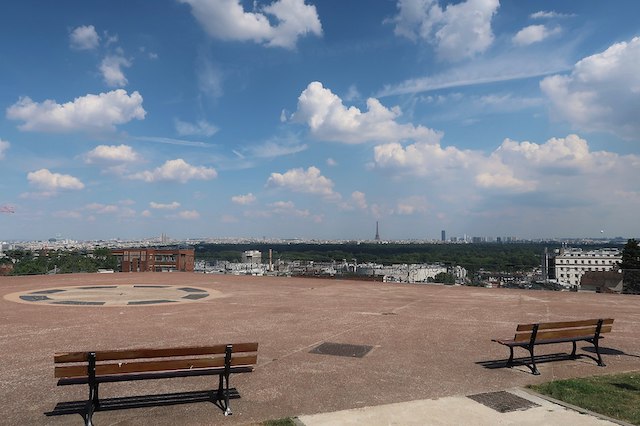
<box><xmin>1</xmin><ymin>1</ymin><xmax>640</xmax><ymax>241</ymax></box>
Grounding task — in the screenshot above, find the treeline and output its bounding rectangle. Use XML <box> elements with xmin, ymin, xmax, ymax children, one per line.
<box><xmin>194</xmin><ymin>242</ymin><xmax>608</xmax><ymax>272</ymax></box>
<box><xmin>1</xmin><ymin>248</ymin><xmax>117</xmax><ymax>275</ymax></box>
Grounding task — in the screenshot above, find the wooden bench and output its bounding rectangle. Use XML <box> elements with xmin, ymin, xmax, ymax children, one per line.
<box><xmin>54</xmin><ymin>342</ymin><xmax>258</xmax><ymax>426</ymax></box>
<box><xmin>492</xmin><ymin>319</ymin><xmax>613</xmax><ymax>375</ymax></box>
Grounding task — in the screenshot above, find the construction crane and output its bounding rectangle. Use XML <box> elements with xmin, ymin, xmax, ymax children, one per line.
<box><xmin>0</xmin><ymin>205</ymin><xmax>15</xmax><ymax>214</ymax></box>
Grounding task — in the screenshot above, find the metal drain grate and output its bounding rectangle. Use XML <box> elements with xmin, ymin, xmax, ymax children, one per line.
<box><xmin>310</xmin><ymin>342</ymin><xmax>373</xmax><ymax>358</ymax></box>
<box><xmin>467</xmin><ymin>391</ymin><xmax>539</xmax><ymax>413</ymax></box>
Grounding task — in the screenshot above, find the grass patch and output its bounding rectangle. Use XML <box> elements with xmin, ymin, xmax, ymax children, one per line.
<box><xmin>263</xmin><ymin>418</ymin><xmax>297</xmax><ymax>426</ymax></box>
<box><xmin>529</xmin><ymin>371</ymin><xmax>640</xmax><ymax>425</ymax></box>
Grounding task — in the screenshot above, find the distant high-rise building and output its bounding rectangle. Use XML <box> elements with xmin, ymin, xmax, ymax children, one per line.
<box><xmin>375</xmin><ymin>221</ymin><xmax>380</xmax><ymax>241</ymax></box>
<box><xmin>441</xmin><ymin>230</ymin><xmax>446</xmax><ymax>242</ymax></box>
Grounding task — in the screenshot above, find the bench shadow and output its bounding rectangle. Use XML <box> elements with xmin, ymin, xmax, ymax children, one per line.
<box><xmin>477</xmin><ymin>352</ymin><xmax>582</xmax><ymax>371</ymax></box>
<box><xmin>581</xmin><ymin>345</ymin><xmax>640</xmax><ymax>358</ymax></box>
<box><xmin>44</xmin><ymin>388</ymin><xmax>239</xmax><ymax>420</ymax></box>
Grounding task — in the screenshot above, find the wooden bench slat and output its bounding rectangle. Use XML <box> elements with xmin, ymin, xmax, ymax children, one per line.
<box><xmin>512</xmin><ymin>324</ymin><xmax>613</xmax><ymax>342</ymax></box>
<box><xmin>55</xmin><ymin>354</ymin><xmax>258</xmax><ymax>378</ymax></box>
<box><xmin>516</xmin><ymin>318</ymin><xmax>613</xmax><ymax>332</ymax></box>
<box><xmin>58</xmin><ymin>365</ymin><xmax>255</xmax><ymax>386</ymax></box>
<box><xmin>55</xmin><ymin>342</ymin><xmax>259</xmax><ymax>363</ymax></box>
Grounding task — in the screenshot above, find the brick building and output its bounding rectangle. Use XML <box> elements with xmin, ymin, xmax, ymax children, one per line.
<box><xmin>111</xmin><ymin>248</ymin><xmax>195</xmax><ymax>272</ymax></box>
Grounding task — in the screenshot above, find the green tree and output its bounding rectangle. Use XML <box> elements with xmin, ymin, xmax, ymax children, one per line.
<box><xmin>620</xmin><ymin>239</ymin><xmax>640</xmax><ymax>294</ymax></box>
<box><xmin>433</xmin><ymin>272</ymin><xmax>456</xmax><ymax>285</ymax></box>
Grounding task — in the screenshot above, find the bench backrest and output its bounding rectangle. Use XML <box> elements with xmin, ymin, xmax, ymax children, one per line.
<box><xmin>513</xmin><ymin>318</ymin><xmax>613</xmax><ymax>342</ymax></box>
<box><xmin>54</xmin><ymin>342</ymin><xmax>258</xmax><ymax>379</ymax></box>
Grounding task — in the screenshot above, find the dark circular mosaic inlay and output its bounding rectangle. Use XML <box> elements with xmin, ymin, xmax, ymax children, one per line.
<box><xmin>5</xmin><ymin>285</ymin><xmax>218</xmax><ymax>307</ymax></box>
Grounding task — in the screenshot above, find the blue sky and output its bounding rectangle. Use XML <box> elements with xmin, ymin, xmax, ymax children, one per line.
<box><xmin>1</xmin><ymin>0</ymin><xmax>639</xmax><ymax>241</ymax></box>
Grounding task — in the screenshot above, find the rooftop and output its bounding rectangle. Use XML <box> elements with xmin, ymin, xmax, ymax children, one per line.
<box><xmin>1</xmin><ymin>273</ymin><xmax>639</xmax><ymax>425</ymax></box>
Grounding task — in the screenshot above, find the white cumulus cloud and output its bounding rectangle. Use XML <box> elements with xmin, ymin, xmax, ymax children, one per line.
<box><xmin>373</xmin><ymin>141</ymin><xmax>476</xmax><ymax>177</ymax></box>
<box><xmin>292</xmin><ymin>81</ymin><xmax>441</xmax><ymax>144</ymax></box>
<box><xmin>351</xmin><ymin>191</ymin><xmax>368</xmax><ymax>210</ymax></box>
<box><xmin>100</xmin><ymin>54</ymin><xmax>132</xmax><ymax>87</ymax></box>
<box><xmin>266</xmin><ymin>166</ymin><xmax>339</xmax><ymax>200</ymax></box>
<box><xmin>6</xmin><ymin>89</ymin><xmax>146</xmax><ymax>133</ymax></box>
<box><xmin>27</xmin><ymin>169</ymin><xmax>85</xmax><ymax>191</ymax></box>
<box><xmin>84</xmin><ymin>144</ymin><xmax>140</xmax><ymax>163</ymax></box>
<box><xmin>69</xmin><ymin>25</ymin><xmax>100</xmax><ymax>50</ymax></box>
<box><xmin>129</xmin><ymin>159</ymin><xmax>217</xmax><ymax>183</ymax></box>
<box><xmin>390</xmin><ymin>0</ymin><xmax>499</xmax><ymax>62</ymax></box>
<box><xmin>540</xmin><ymin>36</ymin><xmax>640</xmax><ymax>140</ymax></box>
<box><xmin>231</xmin><ymin>193</ymin><xmax>256</xmax><ymax>205</ymax></box>
<box><xmin>513</xmin><ymin>24</ymin><xmax>560</xmax><ymax>46</ymax></box>
<box><xmin>179</xmin><ymin>0</ymin><xmax>322</xmax><ymax>49</ymax></box>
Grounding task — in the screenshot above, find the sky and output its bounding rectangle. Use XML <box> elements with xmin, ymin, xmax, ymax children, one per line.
<box><xmin>1</xmin><ymin>0</ymin><xmax>639</xmax><ymax>241</ymax></box>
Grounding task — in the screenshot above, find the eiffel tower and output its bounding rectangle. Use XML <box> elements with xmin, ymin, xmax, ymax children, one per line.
<box><xmin>375</xmin><ymin>221</ymin><xmax>380</xmax><ymax>241</ymax></box>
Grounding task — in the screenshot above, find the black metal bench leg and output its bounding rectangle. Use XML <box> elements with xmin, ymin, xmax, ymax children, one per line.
<box><xmin>594</xmin><ymin>339</ymin><xmax>606</xmax><ymax>367</ymax></box>
<box><xmin>85</xmin><ymin>382</ymin><xmax>96</xmax><ymax>426</ymax></box>
<box><xmin>571</xmin><ymin>341</ymin><xmax>577</xmax><ymax>359</ymax></box>
<box><xmin>223</xmin><ymin>345</ymin><xmax>232</xmax><ymax>416</ymax></box>
<box><xmin>506</xmin><ymin>346</ymin><xmax>514</xmax><ymax>367</ymax></box>
<box><xmin>527</xmin><ymin>346</ymin><xmax>540</xmax><ymax>375</ymax></box>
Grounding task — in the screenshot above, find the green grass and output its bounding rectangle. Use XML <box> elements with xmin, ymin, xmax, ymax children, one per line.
<box><xmin>263</xmin><ymin>418</ymin><xmax>297</xmax><ymax>426</ymax></box>
<box><xmin>529</xmin><ymin>372</ymin><xmax>640</xmax><ymax>425</ymax></box>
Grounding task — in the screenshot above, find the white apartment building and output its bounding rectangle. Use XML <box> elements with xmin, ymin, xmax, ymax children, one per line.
<box><xmin>554</xmin><ymin>247</ymin><xmax>621</xmax><ymax>288</ymax></box>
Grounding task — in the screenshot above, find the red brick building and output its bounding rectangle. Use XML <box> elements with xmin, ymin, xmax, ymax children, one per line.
<box><xmin>111</xmin><ymin>248</ymin><xmax>195</xmax><ymax>272</ymax></box>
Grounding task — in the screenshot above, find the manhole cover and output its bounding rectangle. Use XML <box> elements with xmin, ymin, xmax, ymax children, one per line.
<box><xmin>310</xmin><ymin>342</ymin><xmax>373</xmax><ymax>358</ymax></box>
<box><xmin>467</xmin><ymin>391</ymin><xmax>539</xmax><ymax>413</ymax></box>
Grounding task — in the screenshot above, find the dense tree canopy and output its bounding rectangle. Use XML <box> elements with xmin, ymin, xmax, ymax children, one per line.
<box><xmin>620</xmin><ymin>239</ymin><xmax>640</xmax><ymax>294</ymax></box>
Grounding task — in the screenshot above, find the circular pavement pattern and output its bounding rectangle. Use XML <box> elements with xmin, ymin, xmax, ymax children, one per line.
<box><xmin>4</xmin><ymin>285</ymin><xmax>220</xmax><ymax>306</ymax></box>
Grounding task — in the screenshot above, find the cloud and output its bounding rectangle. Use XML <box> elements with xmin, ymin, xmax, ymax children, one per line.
<box><xmin>196</xmin><ymin>54</ymin><xmax>224</xmax><ymax>99</ymax></box>
<box><xmin>0</xmin><ymin>139</ymin><xmax>9</xmax><ymax>159</ymax></box>
<box><xmin>268</xmin><ymin>200</ymin><xmax>310</xmax><ymax>217</ymax></box>
<box><xmin>150</xmin><ymin>201</ymin><xmax>181</xmax><ymax>210</ymax></box>
<box><xmin>53</xmin><ymin>210</ymin><xmax>83</xmax><ymax>219</ymax></box>
<box><xmin>84</xmin><ymin>203</ymin><xmax>136</xmax><ymax>218</ymax></box>
<box><xmin>389</xmin><ymin>0</ymin><xmax>499</xmax><ymax>62</ymax></box>
<box><xmin>175</xmin><ymin>119</ymin><xmax>218</xmax><ymax>137</ymax></box>
<box><xmin>27</xmin><ymin>169</ymin><xmax>84</xmax><ymax>191</ymax></box>
<box><xmin>351</xmin><ymin>191</ymin><xmax>368</xmax><ymax>210</ymax></box>
<box><xmin>85</xmin><ymin>203</ymin><xmax>119</xmax><ymax>214</ymax></box>
<box><xmin>100</xmin><ymin>53</ymin><xmax>132</xmax><ymax>87</ymax></box>
<box><xmin>395</xmin><ymin>195</ymin><xmax>428</xmax><ymax>215</ymax></box>
<box><xmin>326</xmin><ymin>158</ymin><xmax>337</xmax><ymax>167</ymax></box>
<box><xmin>513</xmin><ymin>24</ymin><xmax>560</xmax><ymax>46</ymax></box>
<box><xmin>540</xmin><ymin>36</ymin><xmax>640</xmax><ymax>140</ymax></box>
<box><xmin>373</xmin><ymin>141</ymin><xmax>476</xmax><ymax>177</ymax></box>
<box><xmin>474</xmin><ymin>172</ymin><xmax>536</xmax><ymax>192</ymax></box>
<box><xmin>266</xmin><ymin>166</ymin><xmax>339</xmax><ymax>200</ymax></box>
<box><xmin>177</xmin><ymin>210</ymin><xmax>200</xmax><ymax>219</ymax></box>
<box><xmin>494</xmin><ymin>134</ymin><xmax>618</xmax><ymax>173</ymax></box>
<box><xmin>6</xmin><ymin>89</ymin><xmax>146</xmax><ymax>133</ymax></box>
<box><xmin>231</xmin><ymin>193</ymin><xmax>256</xmax><ymax>205</ymax></box>
<box><xmin>244</xmin><ymin>135</ymin><xmax>308</xmax><ymax>158</ymax></box>
<box><xmin>179</xmin><ymin>0</ymin><xmax>322</xmax><ymax>49</ymax></box>
<box><xmin>292</xmin><ymin>81</ymin><xmax>441</xmax><ymax>144</ymax></box>
<box><xmin>129</xmin><ymin>159</ymin><xmax>217</xmax><ymax>183</ymax></box>
<box><xmin>84</xmin><ymin>144</ymin><xmax>140</xmax><ymax>164</ymax></box>
<box><xmin>69</xmin><ymin>25</ymin><xmax>100</xmax><ymax>50</ymax></box>
<box><xmin>377</xmin><ymin>49</ymin><xmax>570</xmax><ymax>97</ymax></box>
<box><xmin>530</xmin><ymin>11</ymin><xmax>574</xmax><ymax>19</ymax></box>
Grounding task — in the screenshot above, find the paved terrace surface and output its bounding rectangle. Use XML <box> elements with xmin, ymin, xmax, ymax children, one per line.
<box><xmin>1</xmin><ymin>273</ymin><xmax>639</xmax><ymax>425</ymax></box>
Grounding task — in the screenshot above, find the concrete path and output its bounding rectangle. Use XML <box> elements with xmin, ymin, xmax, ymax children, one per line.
<box><xmin>298</xmin><ymin>388</ymin><xmax>622</xmax><ymax>426</ymax></box>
